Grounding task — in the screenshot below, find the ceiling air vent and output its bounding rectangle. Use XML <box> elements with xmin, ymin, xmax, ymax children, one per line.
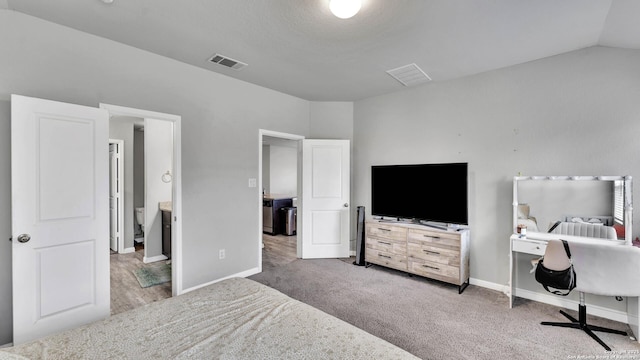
<box><xmin>208</xmin><ymin>53</ymin><xmax>248</xmax><ymax>71</ymax></box>
<box><xmin>386</xmin><ymin>63</ymin><xmax>431</xmax><ymax>87</ymax></box>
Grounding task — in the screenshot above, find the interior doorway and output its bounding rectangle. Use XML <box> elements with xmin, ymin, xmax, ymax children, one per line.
<box><xmin>258</xmin><ymin>130</ymin><xmax>352</xmax><ymax>265</ymax></box>
<box><xmin>101</xmin><ymin>103</ymin><xmax>183</xmax><ymax>298</ymax></box>
<box><xmin>259</xmin><ymin>130</ymin><xmax>304</xmax><ymax>271</ymax></box>
<box><xmin>107</xmin><ymin>114</ymin><xmax>175</xmax><ymax>314</ymax></box>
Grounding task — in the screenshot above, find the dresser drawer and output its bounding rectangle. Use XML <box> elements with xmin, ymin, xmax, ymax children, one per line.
<box><xmin>366</xmin><ymin>224</ymin><xmax>407</xmax><ymax>242</ymax></box>
<box><xmin>366</xmin><ymin>235</ymin><xmax>406</xmax><ymax>255</ymax></box>
<box><xmin>409</xmin><ymin>259</ymin><xmax>459</xmax><ymax>284</ymax></box>
<box><xmin>366</xmin><ymin>248</ymin><xmax>407</xmax><ymax>271</ymax></box>
<box><xmin>407</xmin><ymin>241</ymin><xmax>459</xmax><ymax>266</ymax></box>
<box><xmin>512</xmin><ymin>238</ymin><xmax>546</xmax><ymax>256</ymax></box>
<box><xmin>408</xmin><ymin>229</ymin><xmax>460</xmax><ymax>249</ymax></box>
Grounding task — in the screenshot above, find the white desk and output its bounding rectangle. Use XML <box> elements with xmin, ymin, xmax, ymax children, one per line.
<box><xmin>508</xmin><ymin>234</ymin><xmax>547</xmax><ymax>308</ymax></box>
<box><xmin>509</xmin><ymin>234</ymin><xmax>640</xmax><ymax>344</ymax></box>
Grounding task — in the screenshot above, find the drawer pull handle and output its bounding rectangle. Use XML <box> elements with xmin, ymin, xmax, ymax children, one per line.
<box><xmin>424</xmin><ymin>235</ymin><xmax>440</xmax><ymax>239</ymax></box>
<box><xmin>378</xmin><ymin>241</ymin><xmax>392</xmax><ymax>246</ymax></box>
<box><xmin>378</xmin><ymin>254</ymin><xmax>391</xmax><ymax>259</ymax></box>
<box><xmin>422</xmin><ymin>265</ymin><xmax>439</xmax><ymax>270</ymax></box>
<box><xmin>378</xmin><ymin>228</ymin><xmax>391</xmax><ymax>232</ymax></box>
<box><xmin>423</xmin><ymin>250</ymin><xmax>440</xmax><ymax>255</ymax></box>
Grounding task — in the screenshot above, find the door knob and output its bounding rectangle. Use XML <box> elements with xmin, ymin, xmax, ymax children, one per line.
<box><xmin>17</xmin><ymin>234</ymin><xmax>31</xmax><ymax>243</ymax></box>
<box><xmin>344</xmin><ymin>203</ymin><xmax>349</xmax><ymax>208</ymax></box>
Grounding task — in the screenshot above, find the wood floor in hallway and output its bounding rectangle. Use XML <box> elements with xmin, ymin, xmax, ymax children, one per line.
<box><xmin>109</xmin><ymin>234</ymin><xmax>295</xmax><ymax>315</ymax></box>
<box><xmin>262</xmin><ymin>233</ymin><xmax>297</xmax><ymax>267</ymax></box>
<box><xmin>110</xmin><ymin>249</ymin><xmax>172</xmax><ymax>315</ymax></box>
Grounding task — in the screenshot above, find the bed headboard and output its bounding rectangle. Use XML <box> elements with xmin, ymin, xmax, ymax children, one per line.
<box><xmin>551</xmin><ymin>221</ymin><xmax>617</xmax><ymax>240</ymax></box>
<box><xmin>562</xmin><ymin>215</ymin><xmax>614</xmax><ymax>226</ymax></box>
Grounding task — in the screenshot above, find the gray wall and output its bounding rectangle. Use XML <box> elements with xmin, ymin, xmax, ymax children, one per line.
<box><xmin>109</xmin><ymin>117</ymin><xmax>135</xmax><ymax>250</ymax></box>
<box><xmin>144</xmin><ymin>119</ymin><xmax>173</xmax><ymax>259</ymax></box>
<box><xmin>353</xmin><ymin>46</ymin><xmax>640</xmax><ymax>310</ymax></box>
<box><xmin>0</xmin><ymin>100</ymin><xmax>12</xmax><ymax>344</ymax></box>
<box><xmin>309</xmin><ymin>102</ymin><xmax>357</xmax><ymax>247</ymax></box>
<box><xmin>268</xmin><ymin>145</ymin><xmax>297</xmax><ymax>195</ymax></box>
<box><xmin>134</xmin><ymin>130</ymin><xmax>145</xmax><ymax>219</ymax></box>
<box><xmin>0</xmin><ymin>10</ymin><xmax>315</xmax><ymax>344</ymax></box>
<box><xmin>262</xmin><ymin>145</ymin><xmax>270</xmax><ymax>194</ymax></box>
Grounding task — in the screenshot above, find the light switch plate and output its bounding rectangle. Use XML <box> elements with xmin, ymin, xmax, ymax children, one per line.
<box><xmin>248</xmin><ymin>178</ymin><xmax>257</xmax><ymax>188</ymax></box>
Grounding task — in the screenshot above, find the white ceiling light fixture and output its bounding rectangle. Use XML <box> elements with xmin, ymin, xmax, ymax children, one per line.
<box><xmin>329</xmin><ymin>0</ymin><xmax>362</xmax><ymax>19</ymax></box>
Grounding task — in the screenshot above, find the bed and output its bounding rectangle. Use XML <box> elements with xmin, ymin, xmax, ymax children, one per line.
<box><xmin>0</xmin><ymin>278</ymin><xmax>418</xmax><ymax>360</ymax></box>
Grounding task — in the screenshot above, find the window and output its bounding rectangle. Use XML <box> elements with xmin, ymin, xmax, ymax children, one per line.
<box><xmin>613</xmin><ymin>180</ymin><xmax>624</xmax><ymax>225</ymax></box>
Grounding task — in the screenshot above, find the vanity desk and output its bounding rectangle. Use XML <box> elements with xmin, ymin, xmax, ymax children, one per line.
<box><xmin>508</xmin><ymin>232</ymin><xmax>589</xmax><ymax>308</ymax></box>
<box><xmin>508</xmin><ymin>175</ymin><xmax>638</xmax><ymax>343</ymax></box>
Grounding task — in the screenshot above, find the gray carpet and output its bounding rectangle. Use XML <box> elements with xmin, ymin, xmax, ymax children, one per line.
<box><xmin>249</xmin><ymin>258</ymin><xmax>640</xmax><ymax>360</ymax></box>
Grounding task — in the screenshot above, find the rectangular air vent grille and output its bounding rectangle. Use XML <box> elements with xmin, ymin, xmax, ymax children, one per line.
<box><xmin>386</xmin><ymin>63</ymin><xmax>431</xmax><ymax>87</ymax></box>
<box><xmin>208</xmin><ymin>53</ymin><xmax>248</xmax><ymax>71</ymax></box>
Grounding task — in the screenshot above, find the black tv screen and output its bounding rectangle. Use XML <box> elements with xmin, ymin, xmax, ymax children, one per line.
<box><xmin>371</xmin><ymin>163</ymin><xmax>468</xmax><ymax>225</ymax></box>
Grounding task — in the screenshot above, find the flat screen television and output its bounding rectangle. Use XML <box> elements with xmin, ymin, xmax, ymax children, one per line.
<box><xmin>371</xmin><ymin>162</ymin><xmax>468</xmax><ymax>225</ymax></box>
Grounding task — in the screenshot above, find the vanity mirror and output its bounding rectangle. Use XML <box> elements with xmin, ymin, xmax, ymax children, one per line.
<box><xmin>512</xmin><ymin>176</ymin><xmax>632</xmax><ymax>245</ymax></box>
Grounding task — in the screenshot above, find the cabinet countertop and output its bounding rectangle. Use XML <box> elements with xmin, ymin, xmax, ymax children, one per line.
<box><xmin>263</xmin><ymin>194</ymin><xmax>296</xmax><ymax>201</ymax></box>
<box><xmin>159</xmin><ymin>201</ymin><xmax>172</xmax><ymax>212</ymax></box>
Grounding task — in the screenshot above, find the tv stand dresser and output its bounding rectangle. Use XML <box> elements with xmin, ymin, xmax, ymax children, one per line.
<box><xmin>365</xmin><ymin>220</ymin><xmax>470</xmax><ymax>293</ymax></box>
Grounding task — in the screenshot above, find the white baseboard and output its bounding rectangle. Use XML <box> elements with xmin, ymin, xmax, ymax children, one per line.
<box><xmin>349</xmin><ymin>251</ymin><xmax>356</xmax><ymax>256</ymax></box>
<box><xmin>143</xmin><ymin>254</ymin><xmax>168</xmax><ymax>263</ymax></box>
<box><xmin>119</xmin><ymin>247</ymin><xmax>135</xmax><ymax>254</ymax></box>
<box><xmin>514</xmin><ymin>288</ymin><xmax>628</xmax><ymax>323</ymax></box>
<box><xmin>180</xmin><ymin>267</ymin><xmax>261</xmax><ymax>295</ymax></box>
<box><xmin>469</xmin><ymin>277</ymin><xmax>628</xmax><ymax>324</ymax></box>
<box><xmin>469</xmin><ymin>277</ymin><xmax>508</xmax><ymax>293</ymax></box>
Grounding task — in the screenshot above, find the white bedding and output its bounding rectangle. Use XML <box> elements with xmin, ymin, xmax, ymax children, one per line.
<box><xmin>0</xmin><ymin>278</ymin><xmax>418</xmax><ymax>360</ymax></box>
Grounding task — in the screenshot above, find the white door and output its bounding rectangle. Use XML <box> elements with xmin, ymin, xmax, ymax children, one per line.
<box><xmin>109</xmin><ymin>143</ymin><xmax>120</xmax><ymax>252</ymax></box>
<box><xmin>12</xmin><ymin>95</ymin><xmax>110</xmax><ymax>344</ymax></box>
<box><xmin>301</xmin><ymin>139</ymin><xmax>350</xmax><ymax>259</ymax></box>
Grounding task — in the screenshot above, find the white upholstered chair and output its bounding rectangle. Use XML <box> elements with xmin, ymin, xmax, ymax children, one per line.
<box><xmin>539</xmin><ymin>238</ymin><xmax>640</xmax><ymax>351</ymax></box>
<box><xmin>549</xmin><ymin>222</ymin><xmax>618</xmax><ymax>240</ymax></box>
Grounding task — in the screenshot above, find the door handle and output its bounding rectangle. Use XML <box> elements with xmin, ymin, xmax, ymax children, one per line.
<box><xmin>17</xmin><ymin>234</ymin><xmax>31</xmax><ymax>243</ymax></box>
<box><xmin>343</xmin><ymin>203</ymin><xmax>349</xmax><ymax>208</ymax></box>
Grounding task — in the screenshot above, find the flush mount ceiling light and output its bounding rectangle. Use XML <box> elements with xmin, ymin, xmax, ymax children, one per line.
<box><xmin>329</xmin><ymin>0</ymin><xmax>362</xmax><ymax>19</ymax></box>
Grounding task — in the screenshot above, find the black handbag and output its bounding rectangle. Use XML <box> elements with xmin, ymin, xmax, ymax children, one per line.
<box><xmin>534</xmin><ymin>240</ymin><xmax>576</xmax><ymax>296</ymax></box>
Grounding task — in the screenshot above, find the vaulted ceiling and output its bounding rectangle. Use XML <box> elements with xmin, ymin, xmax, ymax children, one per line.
<box><xmin>4</xmin><ymin>0</ymin><xmax>640</xmax><ymax>101</ymax></box>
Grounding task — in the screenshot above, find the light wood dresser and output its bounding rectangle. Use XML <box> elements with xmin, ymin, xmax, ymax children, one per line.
<box><xmin>365</xmin><ymin>220</ymin><xmax>470</xmax><ymax>293</ymax></box>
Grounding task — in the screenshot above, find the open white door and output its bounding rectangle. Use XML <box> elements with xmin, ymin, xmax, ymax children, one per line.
<box><xmin>301</xmin><ymin>139</ymin><xmax>350</xmax><ymax>259</ymax></box>
<box><xmin>12</xmin><ymin>95</ymin><xmax>110</xmax><ymax>344</ymax></box>
<box><xmin>109</xmin><ymin>143</ymin><xmax>121</xmax><ymax>252</ymax></box>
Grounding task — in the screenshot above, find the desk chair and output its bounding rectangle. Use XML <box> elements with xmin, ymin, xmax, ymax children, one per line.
<box><xmin>539</xmin><ymin>238</ymin><xmax>640</xmax><ymax>351</ymax></box>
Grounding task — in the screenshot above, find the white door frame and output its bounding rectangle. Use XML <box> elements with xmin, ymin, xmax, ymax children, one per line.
<box><xmin>108</xmin><ymin>139</ymin><xmax>125</xmax><ymax>254</ymax></box>
<box><xmin>258</xmin><ymin>129</ymin><xmax>304</xmax><ymax>271</ymax></box>
<box><xmin>100</xmin><ymin>103</ymin><xmax>183</xmax><ymax>296</ymax></box>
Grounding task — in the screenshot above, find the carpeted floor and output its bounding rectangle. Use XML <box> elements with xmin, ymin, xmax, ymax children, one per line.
<box><xmin>249</xmin><ymin>257</ymin><xmax>640</xmax><ymax>360</ymax></box>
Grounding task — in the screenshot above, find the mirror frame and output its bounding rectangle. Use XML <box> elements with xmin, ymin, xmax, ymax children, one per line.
<box><xmin>513</xmin><ymin>175</ymin><xmax>633</xmax><ymax>245</ymax></box>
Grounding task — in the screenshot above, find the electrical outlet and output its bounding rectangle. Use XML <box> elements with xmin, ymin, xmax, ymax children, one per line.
<box><xmin>219</xmin><ymin>249</ymin><xmax>226</xmax><ymax>260</ymax></box>
<box><xmin>248</xmin><ymin>178</ymin><xmax>257</xmax><ymax>188</ymax></box>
